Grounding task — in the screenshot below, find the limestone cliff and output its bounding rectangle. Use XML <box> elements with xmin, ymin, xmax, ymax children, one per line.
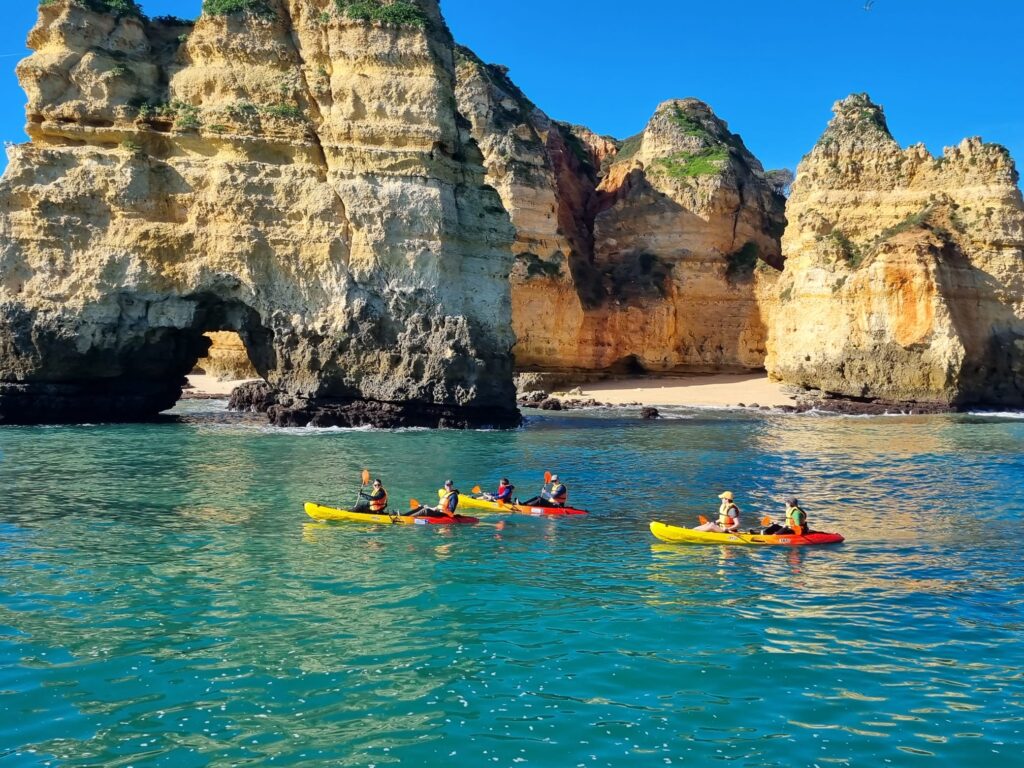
<box><xmin>765</xmin><ymin>94</ymin><xmax>1024</xmax><ymax>407</ymax></box>
<box><xmin>454</xmin><ymin>56</ymin><xmax>787</xmax><ymax>374</ymax></box>
<box><xmin>0</xmin><ymin>0</ymin><xmax>518</xmax><ymax>427</ymax></box>
<box><xmin>197</xmin><ymin>332</ymin><xmax>258</xmax><ymax>380</ymax></box>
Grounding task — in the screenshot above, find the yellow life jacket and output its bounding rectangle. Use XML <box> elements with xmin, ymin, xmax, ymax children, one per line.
<box><xmin>719</xmin><ymin>501</ymin><xmax>739</xmax><ymax>528</ymax></box>
<box><xmin>786</xmin><ymin>505</ymin><xmax>807</xmax><ymax>528</ymax></box>
<box><xmin>439</xmin><ymin>489</ymin><xmax>458</xmax><ymax>515</ymax></box>
<box><xmin>550</xmin><ymin>483</ymin><xmax>567</xmax><ymax>503</ymax></box>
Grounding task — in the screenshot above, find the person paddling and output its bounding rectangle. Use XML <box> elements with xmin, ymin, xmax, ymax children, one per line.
<box><xmin>355</xmin><ymin>478</ymin><xmax>388</xmax><ymax>513</ymax></box>
<box><xmin>482</xmin><ymin>478</ymin><xmax>514</xmax><ymax>504</ymax></box>
<box><xmin>694</xmin><ymin>491</ymin><xmax>741</xmax><ymax>532</ymax></box>
<box><xmin>522</xmin><ymin>474</ymin><xmax>568</xmax><ymax>508</ymax></box>
<box><xmin>412</xmin><ymin>480</ymin><xmax>460</xmax><ymax>518</ymax></box>
<box><xmin>757</xmin><ymin>497</ymin><xmax>810</xmax><ymax>535</ymax></box>
<box><xmin>783</xmin><ymin>497</ymin><xmax>808</xmax><ymax>534</ymax></box>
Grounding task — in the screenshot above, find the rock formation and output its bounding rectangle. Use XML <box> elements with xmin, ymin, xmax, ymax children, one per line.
<box><xmin>0</xmin><ymin>0</ymin><xmax>518</xmax><ymax>427</ymax></box>
<box><xmin>196</xmin><ymin>331</ymin><xmax>258</xmax><ymax>380</ymax></box>
<box><xmin>765</xmin><ymin>94</ymin><xmax>1024</xmax><ymax>407</ymax></box>
<box><xmin>454</xmin><ymin>53</ymin><xmax>787</xmax><ymax>375</ymax></box>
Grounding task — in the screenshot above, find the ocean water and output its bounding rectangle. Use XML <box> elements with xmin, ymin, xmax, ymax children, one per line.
<box><xmin>1</xmin><ymin>401</ymin><xmax>1022</xmax><ymax>767</ymax></box>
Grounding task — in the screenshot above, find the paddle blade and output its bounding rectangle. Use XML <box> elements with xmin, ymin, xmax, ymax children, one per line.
<box><xmin>361</xmin><ymin>469</ymin><xmax>371</xmax><ymax>485</ymax></box>
<box><xmin>762</xmin><ymin>516</ymin><xmax>773</xmax><ymax>527</ymax></box>
<box><xmin>409</xmin><ymin>499</ymin><xmax>421</xmax><ymax>510</ymax></box>
<box><xmin>793</xmin><ymin>525</ymin><xmax>804</xmax><ymax>536</ymax></box>
<box><xmin>472</xmin><ymin>485</ymin><xmax>482</xmax><ymax>494</ymax></box>
<box><xmin>699</xmin><ymin>515</ymin><xmax>710</xmax><ymax>525</ymax></box>
<box><xmin>497</xmin><ymin>499</ymin><xmax>505</xmax><ymax>507</ymax></box>
<box><xmin>544</xmin><ymin>471</ymin><xmax>552</xmax><ymax>484</ymax></box>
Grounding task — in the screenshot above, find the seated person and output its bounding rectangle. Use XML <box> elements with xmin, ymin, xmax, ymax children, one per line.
<box><xmin>521</xmin><ymin>475</ymin><xmax>568</xmax><ymax>508</ymax></box>
<box><xmin>354</xmin><ymin>478</ymin><xmax>388</xmax><ymax>513</ymax></box>
<box><xmin>483</xmin><ymin>478</ymin><xmax>515</xmax><ymax>504</ymax></box>
<box><xmin>411</xmin><ymin>480</ymin><xmax>459</xmax><ymax>518</ymax></box>
<box><xmin>694</xmin><ymin>492</ymin><xmax>741</xmax><ymax>532</ymax></box>
<box><xmin>756</xmin><ymin>498</ymin><xmax>809</xmax><ymax>535</ymax></box>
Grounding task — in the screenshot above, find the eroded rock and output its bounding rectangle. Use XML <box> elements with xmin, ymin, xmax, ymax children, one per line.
<box><xmin>0</xmin><ymin>0</ymin><xmax>518</xmax><ymax>427</ymax></box>
<box><xmin>764</xmin><ymin>94</ymin><xmax>1024</xmax><ymax>408</ymax></box>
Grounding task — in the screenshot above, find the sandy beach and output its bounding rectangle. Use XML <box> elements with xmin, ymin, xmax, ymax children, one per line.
<box><xmin>184</xmin><ymin>375</ymin><xmax>258</xmax><ymax>397</ymax></box>
<box><xmin>554</xmin><ymin>374</ymin><xmax>796</xmax><ymax>408</ymax></box>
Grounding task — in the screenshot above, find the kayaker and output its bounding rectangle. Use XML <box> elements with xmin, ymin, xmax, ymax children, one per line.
<box><xmin>482</xmin><ymin>479</ymin><xmax>515</xmax><ymax>504</ymax></box>
<box><xmin>757</xmin><ymin>498</ymin><xmax>810</xmax><ymax>535</ymax></box>
<box><xmin>412</xmin><ymin>480</ymin><xmax>460</xmax><ymax>518</ymax></box>
<box><xmin>522</xmin><ymin>475</ymin><xmax>568</xmax><ymax>508</ymax></box>
<box><xmin>695</xmin><ymin>491</ymin><xmax>741</xmax><ymax>532</ymax></box>
<box><xmin>355</xmin><ymin>478</ymin><xmax>388</xmax><ymax>513</ymax></box>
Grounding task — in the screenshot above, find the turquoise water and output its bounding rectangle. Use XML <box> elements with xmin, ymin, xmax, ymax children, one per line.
<box><xmin>1</xmin><ymin>401</ymin><xmax>1023</xmax><ymax>766</ymax></box>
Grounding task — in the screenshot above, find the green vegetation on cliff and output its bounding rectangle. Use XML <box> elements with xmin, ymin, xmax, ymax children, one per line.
<box><xmin>41</xmin><ymin>0</ymin><xmax>143</xmax><ymax>16</ymax></box>
<box><xmin>202</xmin><ymin>0</ymin><xmax>276</xmax><ymax>18</ymax></box>
<box><xmin>653</xmin><ymin>146</ymin><xmax>730</xmax><ymax>178</ymax></box>
<box><xmin>335</xmin><ymin>0</ymin><xmax>427</xmax><ymax>26</ymax></box>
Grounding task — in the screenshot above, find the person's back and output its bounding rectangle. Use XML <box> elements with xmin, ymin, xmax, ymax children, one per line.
<box><xmin>438</xmin><ymin>481</ymin><xmax>459</xmax><ymax>517</ymax></box>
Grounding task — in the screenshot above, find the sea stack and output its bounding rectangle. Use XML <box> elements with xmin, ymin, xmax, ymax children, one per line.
<box><xmin>0</xmin><ymin>0</ymin><xmax>519</xmax><ymax>428</ymax></box>
<box><xmin>455</xmin><ymin>56</ymin><xmax>787</xmax><ymax>376</ymax></box>
<box><xmin>765</xmin><ymin>94</ymin><xmax>1024</xmax><ymax>408</ymax></box>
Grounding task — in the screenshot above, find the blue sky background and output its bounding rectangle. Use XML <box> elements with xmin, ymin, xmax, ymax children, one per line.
<box><xmin>1</xmin><ymin>0</ymin><xmax>1022</xmax><ymax>178</ymax></box>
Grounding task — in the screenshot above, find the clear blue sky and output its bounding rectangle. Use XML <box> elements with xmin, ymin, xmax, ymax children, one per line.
<box><xmin>2</xmin><ymin>0</ymin><xmax>1022</xmax><ymax>178</ymax></box>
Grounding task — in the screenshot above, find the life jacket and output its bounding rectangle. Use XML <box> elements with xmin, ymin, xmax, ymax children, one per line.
<box><xmin>550</xmin><ymin>483</ymin><xmax>567</xmax><ymax>504</ymax></box>
<box><xmin>439</xmin><ymin>489</ymin><xmax>459</xmax><ymax>515</ymax></box>
<box><xmin>786</xmin><ymin>505</ymin><xmax>807</xmax><ymax>529</ymax></box>
<box><xmin>496</xmin><ymin>483</ymin><xmax>514</xmax><ymax>502</ymax></box>
<box><xmin>718</xmin><ymin>501</ymin><xmax>739</xmax><ymax>528</ymax></box>
<box><xmin>368</xmin><ymin>487</ymin><xmax>388</xmax><ymax>513</ymax></box>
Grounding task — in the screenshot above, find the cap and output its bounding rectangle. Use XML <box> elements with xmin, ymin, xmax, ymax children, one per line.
<box><xmin>718</xmin><ymin>491</ymin><xmax>734</xmax><ymax>501</ymax></box>
<box><xmin>551</xmin><ymin>474</ymin><xmax>559</xmax><ymax>482</ymax></box>
<box><xmin>444</xmin><ymin>479</ymin><xmax>454</xmax><ymax>488</ymax></box>
<box><xmin>787</xmin><ymin>497</ymin><xmax>799</xmax><ymax>507</ymax></box>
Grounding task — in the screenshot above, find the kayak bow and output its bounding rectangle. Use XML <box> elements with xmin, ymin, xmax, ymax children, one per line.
<box><xmin>650</xmin><ymin>521</ymin><xmax>844</xmax><ymax>546</ymax></box>
<box><xmin>304</xmin><ymin>502</ymin><xmax>479</xmax><ymax>526</ymax></box>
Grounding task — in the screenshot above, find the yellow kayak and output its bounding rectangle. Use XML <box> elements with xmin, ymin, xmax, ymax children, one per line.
<box><xmin>304</xmin><ymin>503</ymin><xmax>479</xmax><ymax>526</ymax></box>
<box><xmin>455</xmin><ymin>493</ymin><xmax>589</xmax><ymax>516</ymax></box>
<box><xmin>650</xmin><ymin>521</ymin><xmax>844</xmax><ymax>546</ymax></box>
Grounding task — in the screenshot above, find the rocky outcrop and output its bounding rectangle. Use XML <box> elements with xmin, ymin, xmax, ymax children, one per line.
<box><xmin>765</xmin><ymin>94</ymin><xmax>1024</xmax><ymax>407</ymax></box>
<box><xmin>454</xmin><ymin>56</ymin><xmax>787</xmax><ymax>375</ymax></box>
<box><xmin>0</xmin><ymin>0</ymin><xmax>518</xmax><ymax>427</ymax></box>
<box><xmin>196</xmin><ymin>331</ymin><xmax>258</xmax><ymax>380</ymax></box>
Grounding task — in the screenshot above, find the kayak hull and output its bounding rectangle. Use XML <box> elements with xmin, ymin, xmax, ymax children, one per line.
<box><xmin>650</xmin><ymin>521</ymin><xmax>844</xmax><ymax>546</ymax></box>
<box><xmin>304</xmin><ymin>503</ymin><xmax>479</xmax><ymax>526</ymax></box>
<box><xmin>455</xmin><ymin>493</ymin><xmax>588</xmax><ymax>516</ymax></box>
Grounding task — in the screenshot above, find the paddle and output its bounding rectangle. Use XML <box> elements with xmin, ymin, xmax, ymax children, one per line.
<box><xmin>353</xmin><ymin>468</ymin><xmax>370</xmax><ymax>508</ymax></box>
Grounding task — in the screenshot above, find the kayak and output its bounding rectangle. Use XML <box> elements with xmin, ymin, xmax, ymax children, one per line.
<box><xmin>304</xmin><ymin>502</ymin><xmax>479</xmax><ymax>526</ymax></box>
<box><xmin>650</xmin><ymin>521</ymin><xmax>844</xmax><ymax>546</ymax></box>
<box><xmin>454</xmin><ymin>493</ymin><xmax>589</xmax><ymax>516</ymax></box>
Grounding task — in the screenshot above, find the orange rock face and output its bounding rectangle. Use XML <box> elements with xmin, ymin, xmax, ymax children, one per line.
<box><xmin>454</xmin><ymin>55</ymin><xmax>787</xmax><ymax>376</ymax></box>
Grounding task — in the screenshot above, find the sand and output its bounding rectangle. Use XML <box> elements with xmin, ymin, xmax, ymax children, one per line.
<box><xmin>555</xmin><ymin>374</ymin><xmax>796</xmax><ymax>408</ymax></box>
<box><xmin>184</xmin><ymin>374</ymin><xmax>259</xmax><ymax>397</ymax></box>
<box><xmin>184</xmin><ymin>372</ymin><xmax>794</xmax><ymax>409</ymax></box>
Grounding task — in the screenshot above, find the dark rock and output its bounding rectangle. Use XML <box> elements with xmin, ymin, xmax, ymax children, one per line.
<box><xmin>228</xmin><ymin>380</ymin><xmax>278</xmax><ymax>413</ymax></box>
<box><xmin>737</xmin><ymin>402</ymin><xmax>746</xmax><ymax>408</ymax></box>
<box><xmin>266</xmin><ymin>398</ymin><xmax>522</xmax><ymax>429</ymax></box>
<box><xmin>640</xmin><ymin>406</ymin><xmax>660</xmax><ymax>420</ymax></box>
<box><xmin>538</xmin><ymin>397</ymin><xmax>563</xmax><ymax>411</ymax></box>
<box><xmin>0</xmin><ymin>379</ymin><xmax>185</xmax><ymax>425</ymax></box>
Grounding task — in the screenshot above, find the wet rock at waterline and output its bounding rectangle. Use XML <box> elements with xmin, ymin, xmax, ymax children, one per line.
<box><xmin>0</xmin><ymin>0</ymin><xmax>517</xmax><ymax>428</ymax></box>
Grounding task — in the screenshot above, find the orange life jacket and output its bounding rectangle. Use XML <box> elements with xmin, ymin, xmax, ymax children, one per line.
<box><xmin>369</xmin><ymin>487</ymin><xmax>388</xmax><ymax>513</ymax></box>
